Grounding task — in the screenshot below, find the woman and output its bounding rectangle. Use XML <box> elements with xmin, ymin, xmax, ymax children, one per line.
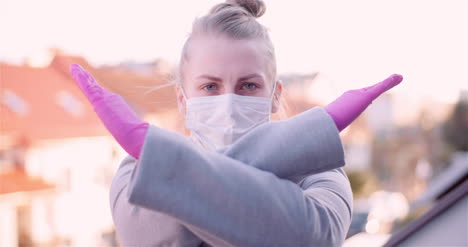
<box><xmin>70</xmin><ymin>0</ymin><xmax>403</xmax><ymax>246</ymax></box>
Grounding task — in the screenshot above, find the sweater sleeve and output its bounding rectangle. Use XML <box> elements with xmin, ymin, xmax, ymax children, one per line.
<box><xmin>217</xmin><ymin>107</ymin><xmax>345</xmax><ymax>181</ymax></box>
<box><xmin>126</xmin><ymin>115</ymin><xmax>350</xmax><ymax>246</ymax></box>
<box><xmin>185</xmin><ymin>168</ymin><xmax>353</xmax><ymax>247</ymax></box>
<box><xmin>109</xmin><ymin>156</ymin><xmax>204</xmax><ymax>247</ymax></box>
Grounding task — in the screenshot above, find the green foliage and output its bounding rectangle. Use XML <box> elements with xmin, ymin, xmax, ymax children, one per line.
<box><xmin>347</xmin><ymin>170</ymin><xmax>379</xmax><ymax>198</ymax></box>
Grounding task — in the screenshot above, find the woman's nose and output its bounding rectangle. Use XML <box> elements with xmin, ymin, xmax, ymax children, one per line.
<box><xmin>224</xmin><ymin>89</ymin><xmax>235</xmax><ymax>94</ymax></box>
<box><xmin>223</xmin><ymin>84</ymin><xmax>237</xmax><ymax>95</ymax></box>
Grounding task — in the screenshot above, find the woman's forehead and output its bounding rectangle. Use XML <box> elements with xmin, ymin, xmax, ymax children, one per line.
<box><xmin>184</xmin><ymin>36</ymin><xmax>270</xmax><ymax>77</ymax></box>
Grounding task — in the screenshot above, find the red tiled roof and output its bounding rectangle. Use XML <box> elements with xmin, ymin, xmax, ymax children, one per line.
<box><xmin>49</xmin><ymin>53</ymin><xmax>96</xmax><ymax>80</ymax></box>
<box><xmin>0</xmin><ymin>171</ymin><xmax>54</xmax><ymax>195</ymax></box>
<box><xmin>93</xmin><ymin>67</ymin><xmax>178</xmax><ymax>114</ymax></box>
<box><xmin>50</xmin><ymin>54</ymin><xmax>178</xmax><ymax>115</ymax></box>
<box><xmin>1</xmin><ymin>54</ymin><xmax>178</xmax><ymax>142</ymax></box>
<box><xmin>1</xmin><ymin>62</ymin><xmax>108</xmax><ymax>141</ymax></box>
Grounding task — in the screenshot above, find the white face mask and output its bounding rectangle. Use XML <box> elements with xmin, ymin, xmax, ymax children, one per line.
<box><xmin>180</xmin><ymin>81</ymin><xmax>277</xmax><ymax>151</ymax></box>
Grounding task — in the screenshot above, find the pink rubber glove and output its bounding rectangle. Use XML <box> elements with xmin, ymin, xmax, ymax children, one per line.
<box><xmin>70</xmin><ymin>64</ymin><xmax>148</xmax><ymax>159</ymax></box>
<box><xmin>324</xmin><ymin>74</ymin><xmax>403</xmax><ymax>131</ymax></box>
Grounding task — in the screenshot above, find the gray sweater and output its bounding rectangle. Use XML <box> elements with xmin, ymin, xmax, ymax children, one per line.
<box><xmin>109</xmin><ymin>107</ymin><xmax>353</xmax><ymax>247</ymax></box>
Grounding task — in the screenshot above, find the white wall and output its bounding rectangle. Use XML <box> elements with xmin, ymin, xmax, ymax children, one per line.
<box><xmin>23</xmin><ymin>136</ymin><xmax>126</xmax><ymax>246</ymax></box>
<box><xmin>0</xmin><ymin>203</ymin><xmax>18</xmax><ymax>247</ymax></box>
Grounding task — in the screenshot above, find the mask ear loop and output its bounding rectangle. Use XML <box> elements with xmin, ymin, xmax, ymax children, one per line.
<box><xmin>179</xmin><ymin>84</ymin><xmax>189</xmax><ymax>100</ymax></box>
<box><xmin>267</xmin><ymin>79</ymin><xmax>279</xmax><ymax>120</ymax></box>
<box><xmin>177</xmin><ymin>83</ymin><xmax>189</xmax><ymax>114</ymax></box>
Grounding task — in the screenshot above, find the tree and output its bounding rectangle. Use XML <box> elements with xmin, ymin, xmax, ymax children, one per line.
<box><xmin>443</xmin><ymin>92</ymin><xmax>468</xmax><ymax>151</ymax></box>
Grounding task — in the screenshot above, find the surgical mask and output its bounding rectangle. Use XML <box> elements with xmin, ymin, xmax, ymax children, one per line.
<box><xmin>180</xmin><ymin>81</ymin><xmax>277</xmax><ymax>151</ymax></box>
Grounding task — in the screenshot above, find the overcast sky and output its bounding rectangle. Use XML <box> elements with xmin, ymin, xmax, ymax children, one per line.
<box><xmin>2</xmin><ymin>0</ymin><xmax>467</xmax><ymax>105</ymax></box>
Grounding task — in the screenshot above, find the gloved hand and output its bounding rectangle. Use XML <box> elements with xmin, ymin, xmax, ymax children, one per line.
<box><xmin>324</xmin><ymin>74</ymin><xmax>403</xmax><ymax>131</ymax></box>
<box><xmin>70</xmin><ymin>64</ymin><xmax>149</xmax><ymax>159</ymax></box>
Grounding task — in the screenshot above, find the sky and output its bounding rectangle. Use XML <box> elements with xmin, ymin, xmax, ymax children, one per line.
<box><xmin>1</xmin><ymin>0</ymin><xmax>467</xmax><ymax>105</ymax></box>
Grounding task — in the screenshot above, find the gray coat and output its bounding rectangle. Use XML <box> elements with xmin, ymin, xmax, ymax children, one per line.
<box><xmin>109</xmin><ymin>107</ymin><xmax>353</xmax><ymax>247</ymax></box>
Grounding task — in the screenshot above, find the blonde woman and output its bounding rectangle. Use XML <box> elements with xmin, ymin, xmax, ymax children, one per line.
<box><xmin>71</xmin><ymin>0</ymin><xmax>402</xmax><ymax>246</ymax></box>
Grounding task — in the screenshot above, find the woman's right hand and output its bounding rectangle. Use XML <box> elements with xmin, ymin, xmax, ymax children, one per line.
<box><xmin>70</xmin><ymin>64</ymin><xmax>149</xmax><ymax>159</ymax></box>
<box><xmin>325</xmin><ymin>74</ymin><xmax>403</xmax><ymax>131</ymax></box>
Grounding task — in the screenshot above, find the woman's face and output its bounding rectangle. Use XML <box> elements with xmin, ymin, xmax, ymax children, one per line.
<box><xmin>177</xmin><ymin>35</ymin><xmax>282</xmax><ymax>113</ymax></box>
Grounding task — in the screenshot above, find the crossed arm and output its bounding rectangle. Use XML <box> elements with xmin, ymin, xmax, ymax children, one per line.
<box><xmin>110</xmin><ymin>106</ymin><xmax>350</xmax><ymax>246</ymax></box>
<box><xmin>216</xmin><ymin>106</ymin><xmax>345</xmax><ymax>180</ymax></box>
<box><xmin>126</xmin><ymin>118</ymin><xmax>351</xmax><ymax>247</ymax></box>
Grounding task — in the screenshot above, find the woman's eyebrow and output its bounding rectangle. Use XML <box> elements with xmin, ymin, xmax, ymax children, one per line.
<box><xmin>239</xmin><ymin>73</ymin><xmax>264</xmax><ymax>81</ymax></box>
<box><xmin>195</xmin><ymin>73</ymin><xmax>264</xmax><ymax>81</ymax></box>
<box><xmin>196</xmin><ymin>74</ymin><xmax>222</xmax><ymax>81</ymax></box>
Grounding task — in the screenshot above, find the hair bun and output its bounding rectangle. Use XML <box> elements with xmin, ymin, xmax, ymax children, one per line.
<box><xmin>227</xmin><ymin>0</ymin><xmax>266</xmax><ymax>18</ymax></box>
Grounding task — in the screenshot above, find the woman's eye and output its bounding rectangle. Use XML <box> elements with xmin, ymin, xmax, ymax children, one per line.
<box><xmin>242</xmin><ymin>83</ymin><xmax>257</xmax><ymax>90</ymax></box>
<box><xmin>203</xmin><ymin>83</ymin><xmax>218</xmax><ymax>91</ymax></box>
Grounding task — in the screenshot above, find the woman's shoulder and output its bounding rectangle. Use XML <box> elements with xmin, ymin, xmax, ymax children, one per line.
<box><xmin>109</xmin><ymin>155</ymin><xmax>138</xmax><ymax>210</ymax></box>
<box><xmin>112</xmin><ymin>155</ymin><xmax>138</xmax><ymax>183</ymax></box>
<box><xmin>120</xmin><ymin>154</ymin><xmax>137</xmax><ymax>165</ymax></box>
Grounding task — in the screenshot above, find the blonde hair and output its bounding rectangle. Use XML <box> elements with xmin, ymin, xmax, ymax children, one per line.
<box><xmin>177</xmin><ymin>0</ymin><xmax>276</xmax><ymax>86</ymax></box>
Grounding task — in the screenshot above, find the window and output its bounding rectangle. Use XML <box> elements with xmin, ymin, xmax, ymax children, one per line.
<box><xmin>55</xmin><ymin>90</ymin><xmax>84</xmax><ymax>117</ymax></box>
<box><xmin>2</xmin><ymin>90</ymin><xmax>29</xmax><ymax>116</ymax></box>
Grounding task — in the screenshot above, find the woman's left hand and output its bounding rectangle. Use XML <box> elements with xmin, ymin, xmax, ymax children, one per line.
<box><xmin>325</xmin><ymin>74</ymin><xmax>403</xmax><ymax>131</ymax></box>
<box><xmin>70</xmin><ymin>64</ymin><xmax>149</xmax><ymax>159</ymax></box>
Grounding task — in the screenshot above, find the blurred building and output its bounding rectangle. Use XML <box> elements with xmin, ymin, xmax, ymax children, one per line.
<box><xmin>0</xmin><ymin>161</ymin><xmax>55</xmax><ymax>247</ymax></box>
<box><xmin>276</xmin><ymin>72</ymin><xmax>320</xmax><ymax>119</ymax></box>
<box><xmin>0</xmin><ymin>51</ymin><xmax>179</xmax><ymax>246</ymax></box>
<box><xmin>1</xmin><ymin>57</ymin><xmax>113</xmax><ymax>246</ymax></box>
